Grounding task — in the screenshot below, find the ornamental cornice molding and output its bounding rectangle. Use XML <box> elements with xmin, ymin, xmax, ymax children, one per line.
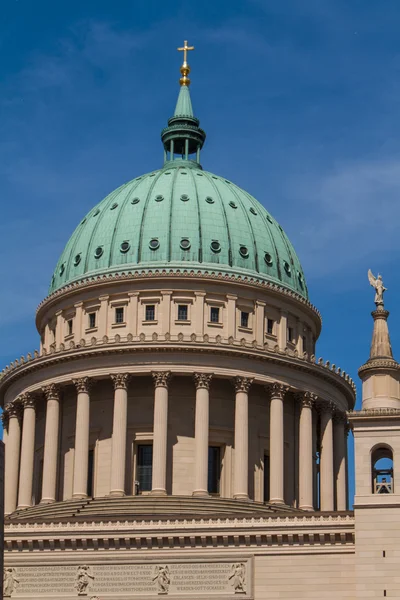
<box><xmin>35</xmin><ymin>268</ymin><xmax>322</xmax><ymax>328</ymax></box>
<box><xmin>358</xmin><ymin>358</ymin><xmax>400</xmax><ymax>377</ymax></box>
<box><xmin>348</xmin><ymin>407</ymin><xmax>400</xmax><ymax>419</ymax></box>
<box><xmin>0</xmin><ymin>339</ymin><xmax>356</xmax><ymax>408</ymax></box>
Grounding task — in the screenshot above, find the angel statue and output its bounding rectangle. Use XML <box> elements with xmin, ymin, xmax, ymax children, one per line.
<box><xmin>368</xmin><ymin>270</ymin><xmax>387</xmax><ymax>307</ymax></box>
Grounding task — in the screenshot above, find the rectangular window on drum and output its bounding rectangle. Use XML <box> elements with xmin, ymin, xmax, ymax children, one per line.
<box><xmin>241</xmin><ymin>311</ymin><xmax>249</xmax><ymax>328</ymax></box>
<box><xmin>178</xmin><ymin>305</ymin><xmax>188</xmax><ymax>321</ymax></box>
<box><xmin>208</xmin><ymin>446</ymin><xmax>221</xmax><ymax>494</ymax></box>
<box><xmin>267</xmin><ymin>318</ymin><xmax>274</xmax><ymax>335</ymax></box>
<box><xmin>302</xmin><ymin>335</ymin><xmax>307</xmax><ymax>353</ymax></box>
<box><xmin>67</xmin><ymin>319</ymin><xmax>73</xmax><ymax>336</ymax></box>
<box><xmin>210</xmin><ymin>307</ymin><xmax>220</xmax><ymax>323</ymax></box>
<box><xmin>115</xmin><ymin>307</ymin><xmax>124</xmax><ymax>324</ymax></box>
<box><xmin>145</xmin><ymin>305</ymin><xmax>155</xmax><ymax>322</ymax></box>
<box><xmin>88</xmin><ymin>312</ymin><xmax>96</xmax><ymax>329</ymax></box>
<box><xmin>137</xmin><ymin>445</ymin><xmax>153</xmax><ymax>493</ymax></box>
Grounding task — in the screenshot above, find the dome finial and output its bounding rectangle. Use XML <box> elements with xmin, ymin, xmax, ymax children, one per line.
<box><xmin>177</xmin><ymin>40</ymin><xmax>194</xmax><ymax>86</ymax></box>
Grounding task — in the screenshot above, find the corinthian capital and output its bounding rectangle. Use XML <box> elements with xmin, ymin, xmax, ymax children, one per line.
<box><xmin>298</xmin><ymin>391</ymin><xmax>317</xmax><ymax>409</ymax></box>
<box><xmin>111</xmin><ymin>373</ymin><xmax>130</xmax><ymax>390</ymax></box>
<box><xmin>7</xmin><ymin>401</ymin><xmax>22</xmax><ymax>419</ymax></box>
<box><xmin>193</xmin><ymin>373</ymin><xmax>213</xmax><ymax>390</ymax></box>
<box><xmin>269</xmin><ymin>382</ymin><xmax>290</xmax><ymax>400</ymax></box>
<box><xmin>18</xmin><ymin>393</ymin><xmax>36</xmax><ymax>410</ymax></box>
<box><xmin>42</xmin><ymin>383</ymin><xmax>60</xmax><ymax>401</ymax></box>
<box><xmin>234</xmin><ymin>377</ymin><xmax>253</xmax><ymax>393</ymax></box>
<box><xmin>333</xmin><ymin>410</ymin><xmax>347</xmax><ymax>425</ymax></box>
<box><xmin>72</xmin><ymin>377</ymin><xmax>92</xmax><ymax>394</ymax></box>
<box><xmin>317</xmin><ymin>401</ymin><xmax>335</xmax><ymax>416</ymax></box>
<box><xmin>1</xmin><ymin>410</ymin><xmax>9</xmax><ymax>429</ymax></box>
<box><xmin>152</xmin><ymin>371</ymin><xmax>172</xmax><ymax>389</ymax></box>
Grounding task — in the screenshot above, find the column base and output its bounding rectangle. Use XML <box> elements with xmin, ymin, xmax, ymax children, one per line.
<box><xmin>299</xmin><ymin>504</ymin><xmax>314</xmax><ymax>511</ymax></box>
<box><xmin>150</xmin><ymin>489</ymin><xmax>167</xmax><ymax>496</ymax></box>
<box><xmin>269</xmin><ymin>498</ymin><xmax>285</xmax><ymax>505</ymax></box>
<box><xmin>17</xmin><ymin>504</ymin><xmax>31</xmax><ymax>510</ymax></box>
<box><xmin>109</xmin><ymin>490</ymin><xmax>126</xmax><ymax>498</ymax></box>
<box><xmin>39</xmin><ymin>498</ymin><xmax>56</xmax><ymax>505</ymax></box>
<box><xmin>72</xmin><ymin>493</ymin><xmax>88</xmax><ymax>500</ymax></box>
<box><xmin>233</xmin><ymin>493</ymin><xmax>250</xmax><ymax>501</ymax></box>
<box><xmin>192</xmin><ymin>490</ymin><xmax>209</xmax><ymax>498</ymax></box>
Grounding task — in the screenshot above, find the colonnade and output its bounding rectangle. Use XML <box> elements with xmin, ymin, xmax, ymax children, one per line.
<box><xmin>2</xmin><ymin>372</ymin><xmax>348</xmax><ymax>515</ymax></box>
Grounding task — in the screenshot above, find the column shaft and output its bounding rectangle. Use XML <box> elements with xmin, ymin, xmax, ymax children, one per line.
<box><xmin>41</xmin><ymin>385</ymin><xmax>60</xmax><ymax>503</ymax></box>
<box><xmin>233</xmin><ymin>377</ymin><xmax>252</xmax><ymax>500</ymax></box>
<box><xmin>151</xmin><ymin>372</ymin><xmax>171</xmax><ymax>495</ymax></box>
<box><xmin>110</xmin><ymin>374</ymin><xmax>129</xmax><ymax>497</ymax></box>
<box><xmin>269</xmin><ymin>384</ymin><xmax>287</xmax><ymax>504</ymax></box>
<box><xmin>298</xmin><ymin>393</ymin><xmax>315</xmax><ymax>511</ymax></box>
<box><xmin>334</xmin><ymin>416</ymin><xmax>347</xmax><ymax>511</ymax></box>
<box><xmin>320</xmin><ymin>404</ymin><xmax>334</xmax><ymax>511</ymax></box>
<box><xmin>72</xmin><ymin>378</ymin><xmax>91</xmax><ymax>499</ymax></box>
<box><xmin>193</xmin><ymin>374</ymin><xmax>212</xmax><ymax>497</ymax></box>
<box><xmin>17</xmin><ymin>396</ymin><xmax>36</xmax><ymax>509</ymax></box>
<box><xmin>4</xmin><ymin>405</ymin><xmax>21</xmax><ymax>515</ymax></box>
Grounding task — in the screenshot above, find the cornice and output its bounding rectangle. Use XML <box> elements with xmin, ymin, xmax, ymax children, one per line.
<box><xmin>0</xmin><ymin>335</ymin><xmax>356</xmax><ymax>407</ymax></box>
<box><xmin>35</xmin><ymin>268</ymin><xmax>322</xmax><ymax>331</ymax></box>
<box><xmin>4</xmin><ymin>513</ymin><xmax>355</xmax><ymax>554</ymax></box>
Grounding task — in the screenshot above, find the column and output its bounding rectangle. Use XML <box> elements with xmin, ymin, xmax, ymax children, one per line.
<box><xmin>193</xmin><ymin>373</ymin><xmax>213</xmax><ymax>497</ymax></box>
<box><xmin>98</xmin><ymin>295</ymin><xmax>109</xmax><ymax>337</ymax></box>
<box><xmin>278</xmin><ymin>311</ymin><xmax>288</xmax><ymax>351</ymax></box>
<box><xmin>161</xmin><ymin>291</ymin><xmax>172</xmax><ymax>335</ymax></box>
<box><xmin>269</xmin><ymin>383</ymin><xmax>288</xmax><ymax>504</ymax></box>
<box><xmin>110</xmin><ymin>373</ymin><xmax>130</xmax><ymax>497</ymax></box>
<box><xmin>226</xmin><ymin>294</ymin><xmax>237</xmax><ymax>338</ymax></box>
<box><xmin>74</xmin><ymin>302</ymin><xmax>83</xmax><ymax>341</ymax></box>
<box><xmin>41</xmin><ymin>384</ymin><xmax>61</xmax><ymax>503</ymax></box>
<box><xmin>255</xmin><ymin>301</ymin><xmax>266</xmax><ymax>346</ymax></box>
<box><xmin>127</xmin><ymin>292</ymin><xmax>139</xmax><ymax>336</ymax></box>
<box><xmin>233</xmin><ymin>377</ymin><xmax>253</xmax><ymax>500</ymax></box>
<box><xmin>320</xmin><ymin>402</ymin><xmax>334</xmax><ymax>511</ymax></box>
<box><xmin>72</xmin><ymin>377</ymin><xmax>92</xmax><ymax>499</ymax></box>
<box><xmin>194</xmin><ymin>292</ymin><xmax>206</xmax><ymax>337</ymax></box>
<box><xmin>298</xmin><ymin>391</ymin><xmax>316</xmax><ymax>511</ymax></box>
<box><xmin>17</xmin><ymin>394</ymin><xmax>36</xmax><ymax>509</ymax></box>
<box><xmin>4</xmin><ymin>402</ymin><xmax>21</xmax><ymax>514</ymax></box>
<box><xmin>151</xmin><ymin>371</ymin><xmax>171</xmax><ymax>495</ymax></box>
<box><xmin>334</xmin><ymin>412</ymin><xmax>347</xmax><ymax>511</ymax></box>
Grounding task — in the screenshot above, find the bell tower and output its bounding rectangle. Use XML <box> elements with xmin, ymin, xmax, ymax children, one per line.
<box><xmin>351</xmin><ymin>271</ymin><xmax>400</xmax><ymax>598</ymax></box>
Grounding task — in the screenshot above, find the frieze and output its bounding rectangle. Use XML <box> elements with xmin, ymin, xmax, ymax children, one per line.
<box><xmin>4</xmin><ymin>560</ymin><xmax>253</xmax><ymax>597</ymax></box>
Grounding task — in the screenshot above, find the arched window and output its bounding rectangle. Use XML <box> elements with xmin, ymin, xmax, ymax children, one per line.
<box><xmin>372</xmin><ymin>446</ymin><xmax>394</xmax><ymax>494</ymax></box>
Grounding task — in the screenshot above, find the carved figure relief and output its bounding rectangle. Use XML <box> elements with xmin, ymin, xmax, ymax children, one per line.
<box><xmin>229</xmin><ymin>563</ymin><xmax>246</xmax><ymax>594</ymax></box>
<box><xmin>75</xmin><ymin>565</ymin><xmax>94</xmax><ymax>596</ymax></box>
<box><xmin>153</xmin><ymin>565</ymin><xmax>170</xmax><ymax>595</ymax></box>
<box><xmin>368</xmin><ymin>269</ymin><xmax>387</xmax><ymax>306</ymax></box>
<box><xmin>3</xmin><ymin>568</ymin><xmax>19</xmax><ymax>597</ymax></box>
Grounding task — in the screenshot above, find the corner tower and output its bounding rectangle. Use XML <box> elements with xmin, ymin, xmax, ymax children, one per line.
<box><xmin>351</xmin><ymin>271</ymin><xmax>400</xmax><ymax>598</ymax></box>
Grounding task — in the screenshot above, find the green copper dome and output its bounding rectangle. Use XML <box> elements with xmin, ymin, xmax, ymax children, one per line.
<box><xmin>49</xmin><ymin>76</ymin><xmax>308</xmax><ymax>299</ymax></box>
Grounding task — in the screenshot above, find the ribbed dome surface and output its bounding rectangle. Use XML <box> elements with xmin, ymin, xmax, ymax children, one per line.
<box><xmin>50</xmin><ymin>162</ymin><xmax>308</xmax><ymax>298</ymax></box>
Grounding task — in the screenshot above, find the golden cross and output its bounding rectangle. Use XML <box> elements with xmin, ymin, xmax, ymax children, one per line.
<box><xmin>177</xmin><ymin>40</ymin><xmax>194</xmax><ymax>64</ymax></box>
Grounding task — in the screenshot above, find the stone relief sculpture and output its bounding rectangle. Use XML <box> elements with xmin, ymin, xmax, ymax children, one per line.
<box><xmin>153</xmin><ymin>565</ymin><xmax>171</xmax><ymax>595</ymax></box>
<box><xmin>368</xmin><ymin>269</ymin><xmax>387</xmax><ymax>307</ymax></box>
<box><xmin>229</xmin><ymin>563</ymin><xmax>246</xmax><ymax>594</ymax></box>
<box><xmin>3</xmin><ymin>568</ymin><xmax>19</xmax><ymax>597</ymax></box>
<box><xmin>75</xmin><ymin>565</ymin><xmax>94</xmax><ymax>596</ymax></box>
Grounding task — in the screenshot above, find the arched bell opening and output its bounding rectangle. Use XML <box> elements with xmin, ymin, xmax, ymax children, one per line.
<box><xmin>371</xmin><ymin>445</ymin><xmax>394</xmax><ymax>494</ymax></box>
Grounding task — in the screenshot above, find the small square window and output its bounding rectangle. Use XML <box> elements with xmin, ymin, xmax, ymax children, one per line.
<box><xmin>115</xmin><ymin>307</ymin><xmax>124</xmax><ymax>324</ymax></box>
<box><xmin>67</xmin><ymin>319</ymin><xmax>73</xmax><ymax>336</ymax></box>
<box><xmin>145</xmin><ymin>304</ymin><xmax>155</xmax><ymax>321</ymax></box>
<box><xmin>178</xmin><ymin>305</ymin><xmax>188</xmax><ymax>321</ymax></box>
<box><xmin>288</xmin><ymin>327</ymin><xmax>294</xmax><ymax>343</ymax></box>
<box><xmin>210</xmin><ymin>307</ymin><xmax>220</xmax><ymax>323</ymax></box>
<box><xmin>241</xmin><ymin>311</ymin><xmax>249</xmax><ymax>328</ymax></box>
<box><xmin>267</xmin><ymin>318</ymin><xmax>274</xmax><ymax>335</ymax></box>
<box><xmin>88</xmin><ymin>312</ymin><xmax>96</xmax><ymax>329</ymax></box>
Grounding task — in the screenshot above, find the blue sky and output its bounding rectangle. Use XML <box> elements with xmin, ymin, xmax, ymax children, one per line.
<box><xmin>2</xmin><ymin>0</ymin><xmax>400</xmax><ymax>503</ymax></box>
